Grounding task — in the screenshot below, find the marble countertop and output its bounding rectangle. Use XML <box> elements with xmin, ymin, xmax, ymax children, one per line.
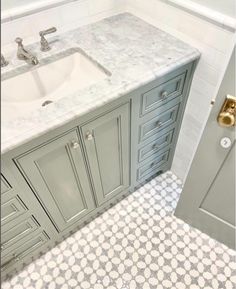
<box><xmin>1</xmin><ymin>13</ymin><xmax>200</xmax><ymax>154</ymax></box>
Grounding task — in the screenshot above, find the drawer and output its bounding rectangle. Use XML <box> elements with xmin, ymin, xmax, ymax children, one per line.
<box><xmin>137</xmin><ymin>149</ymin><xmax>170</xmax><ymax>181</ymax></box>
<box><xmin>139</xmin><ymin>104</ymin><xmax>180</xmax><ymax>143</ymax></box>
<box><xmin>141</xmin><ymin>71</ymin><xmax>186</xmax><ymax>116</ymax></box>
<box><xmin>1</xmin><ymin>175</ymin><xmax>11</xmax><ymax>195</ymax></box>
<box><xmin>138</xmin><ymin>128</ymin><xmax>174</xmax><ymax>163</ymax></box>
<box><xmin>1</xmin><ymin>216</ymin><xmax>39</xmax><ymax>253</ymax></box>
<box><xmin>1</xmin><ymin>195</ymin><xmax>27</xmax><ymax>226</ymax></box>
<box><xmin>1</xmin><ymin>231</ymin><xmax>49</xmax><ymax>272</ymax></box>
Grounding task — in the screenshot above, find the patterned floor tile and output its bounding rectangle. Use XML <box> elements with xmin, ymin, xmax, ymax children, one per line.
<box><xmin>2</xmin><ymin>171</ymin><xmax>236</xmax><ymax>289</ymax></box>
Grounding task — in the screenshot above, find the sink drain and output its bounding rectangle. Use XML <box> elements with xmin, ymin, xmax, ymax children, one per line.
<box><xmin>42</xmin><ymin>100</ymin><xmax>53</xmax><ymax>107</ymax></box>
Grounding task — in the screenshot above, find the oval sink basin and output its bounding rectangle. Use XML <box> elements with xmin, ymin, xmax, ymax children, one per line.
<box><xmin>1</xmin><ymin>49</ymin><xmax>110</xmax><ymax>121</ymax></box>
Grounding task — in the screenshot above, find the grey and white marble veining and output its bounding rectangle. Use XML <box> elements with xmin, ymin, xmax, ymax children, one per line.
<box><xmin>1</xmin><ymin>13</ymin><xmax>200</xmax><ymax>154</ymax></box>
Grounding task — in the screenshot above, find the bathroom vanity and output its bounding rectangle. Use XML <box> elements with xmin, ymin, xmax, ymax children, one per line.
<box><xmin>1</xmin><ymin>13</ymin><xmax>200</xmax><ymax>277</ymax></box>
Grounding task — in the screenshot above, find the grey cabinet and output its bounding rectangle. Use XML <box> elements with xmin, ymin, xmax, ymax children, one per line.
<box><xmin>81</xmin><ymin>103</ymin><xmax>130</xmax><ymax>206</ymax></box>
<box><xmin>131</xmin><ymin>61</ymin><xmax>196</xmax><ymax>186</ymax></box>
<box><xmin>1</xmin><ymin>166</ymin><xmax>56</xmax><ymax>275</ymax></box>
<box><xmin>15</xmin><ymin>129</ymin><xmax>95</xmax><ymax>233</ymax></box>
<box><xmin>1</xmin><ymin>60</ymin><xmax>197</xmax><ymax>278</ymax></box>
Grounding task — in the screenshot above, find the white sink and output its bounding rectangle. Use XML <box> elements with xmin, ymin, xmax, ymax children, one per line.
<box><xmin>2</xmin><ymin>50</ymin><xmax>109</xmax><ymax>121</ymax></box>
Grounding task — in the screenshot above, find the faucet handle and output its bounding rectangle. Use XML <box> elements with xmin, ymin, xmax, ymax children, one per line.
<box><xmin>39</xmin><ymin>27</ymin><xmax>57</xmax><ymax>37</ymax></box>
<box><xmin>15</xmin><ymin>37</ymin><xmax>23</xmax><ymax>46</ymax></box>
<box><xmin>39</xmin><ymin>27</ymin><xmax>57</xmax><ymax>52</ymax></box>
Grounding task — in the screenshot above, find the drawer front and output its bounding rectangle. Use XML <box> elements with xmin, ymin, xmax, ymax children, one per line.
<box><xmin>139</xmin><ymin>104</ymin><xmax>180</xmax><ymax>143</ymax></box>
<box><xmin>1</xmin><ymin>175</ymin><xmax>11</xmax><ymax>195</ymax></box>
<box><xmin>137</xmin><ymin>149</ymin><xmax>170</xmax><ymax>181</ymax></box>
<box><xmin>1</xmin><ymin>216</ymin><xmax>39</xmax><ymax>252</ymax></box>
<box><xmin>1</xmin><ymin>196</ymin><xmax>27</xmax><ymax>226</ymax></box>
<box><xmin>138</xmin><ymin>128</ymin><xmax>174</xmax><ymax>163</ymax></box>
<box><xmin>1</xmin><ymin>231</ymin><xmax>49</xmax><ymax>272</ymax></box>
<box><xmin>141</xmin><ymin>71</ymin><xmax>186</xmax><ymax>116</ymax></box>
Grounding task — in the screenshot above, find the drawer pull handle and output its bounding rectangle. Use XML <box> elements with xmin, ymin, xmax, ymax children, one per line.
<box><xmin>156</xmin><ymin>121</ymin><xmax>162</xmax><ymax>128</ymax></box>
<box><xmin>1</xmin><ymin>245</ymin><xmax>4</xmax><ymax>250</ymax></box>
<box><xmin>86</xmin><ymin>131</ymin><xmax>93</xmax><ymax>141</ymax></box>
<box><xmin>71</xmin><ymin>141</ymin><xmax>80</xmax><ymax>149</ymax></box>
<box><xmin>161</xmin><ymin>91</ymin><xmax>168</xmax><ymax>100</ymax></box>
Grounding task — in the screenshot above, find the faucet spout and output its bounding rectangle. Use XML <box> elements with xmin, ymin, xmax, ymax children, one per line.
<box><xmin>15</xmin><ymin>37</ymin><xmax>39</xmax><ymax>65</ymax></box>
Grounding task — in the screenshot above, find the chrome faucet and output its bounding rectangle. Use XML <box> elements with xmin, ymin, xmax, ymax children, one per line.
<box><xmin>39</xmin><ymin>27</ymin><xmax>57</xmax><ymax>51</ymax></box>
<box><xmin>1</xmin><ymin>54</ymin><xmax>9</xmax><ymax>67</ymax></box>
<box><xmin>15</xmin><ymin>37</ymin><xmax>39</xmax><ymax>65</ymax></box>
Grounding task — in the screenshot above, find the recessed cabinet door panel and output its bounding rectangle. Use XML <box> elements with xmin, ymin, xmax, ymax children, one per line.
<box><xmin>1</xmin><ymin>175</ymin><xmax>11</xmax><ymax>195</ymax></box>
<box><xmin>15</xmin><ymin>130</ymin><xmax>95</xmax><ymax>232</ymax></box>
<box><xmin>82</xmin><ymin>103</ymin><xmax>130</xmax><ymax>206</ymax></box>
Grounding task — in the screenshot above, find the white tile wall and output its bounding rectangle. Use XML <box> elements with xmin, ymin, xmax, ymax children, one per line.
<box><xmin>125</xmin><ymin>0</ymin><xmax>235</xmax><ymax>181</ymax></box>
<box><xmin>1</xmin><ymin>0</ymin><xmax>235</xmax><ymax>181</ymax></box>
<box><xmin>1</xmin><ymin>0</ymin><xmax>125</xmax><ymax>49</ymax></box>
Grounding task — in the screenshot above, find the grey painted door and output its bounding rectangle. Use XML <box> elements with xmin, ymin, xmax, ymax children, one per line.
<box><xmin>175</xmin><ymin>47</ymin><xmax>235</xmax><ymax>249</ymax></box>
<box><xmin>81</xmin><ymin>103</ymin><xmax>130</xmax><ymax>206</ymax></box>
<box><xmin>15</xmin><ymin>129</ymin><xmax>95</xmax><ymax>233</ymax></box>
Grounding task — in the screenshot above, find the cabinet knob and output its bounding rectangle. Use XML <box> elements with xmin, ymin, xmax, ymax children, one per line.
<box><xmin>86</xmin><ymin>132</ymin><xmax>93</xmax><ymax>141</ymax></box>
<box><xmin>152</xmin><ymin>143</ymin><xmax>159</xmax><ymax>150</ymax></box>
<box><xmin>156</xmin><ymin>121</ymin><xmax>162</xmax><ymax>128</ymax></box>
<box><xmin>161</xmin><ymin>91</ymin><xmax>168</xmax><ymax>100</ymax></box>
<box><xmin>71</xmin><ymin>141</ymin><xmax>80</xmax><ymax>149</ymax></box>
<box><xmin>1</xmin><ymin>245</ymin><xmax>4</xmax><ymax>250</ymax></box>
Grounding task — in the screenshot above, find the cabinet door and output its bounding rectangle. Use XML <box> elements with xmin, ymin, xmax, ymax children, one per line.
<box><xmin>15</xmin><ymin>130</ymin><xmax>95</xmax><ymax>233</ymax></box>
<box><xmin>81</xmin><ymin>103</ymin><xmax>130</xmax><ymax>206</ymax></box>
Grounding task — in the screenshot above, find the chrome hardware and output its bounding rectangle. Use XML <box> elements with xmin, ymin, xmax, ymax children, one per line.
<box><xmin>39</xmin><ymin>27</ymin><xmax>57</xmax><ymax>51</ymax></box>
<box><xmin>1</xmin><ymin>54</ymin><xmax>9</xmax><ymax>67</ymax></box>
<box><xmin>156</xmin><ymin>121</ymin><xmax>162</xmax><ymax>128</ymax></box>
<box><xmin>71</xmin><ymin>141</ymin><xmax>80</xmax><ymax>149</ymax></box>
<box><xmin>152</xmin><ymin>143</ymin><xmax>159</xmax><ymax>150</ymax></box>
<box><xmin>42</xmin><ymin>100</ymin><xmax>53</xmax><ymax>107</ymax></box>
<box><xmin>86</xmin><ymin>132</ymin><xmax>93</xmax><ymax>141</ymax></box>
<box><xmin>217</xmin><ymin>95</ymin><xmax>236</xmax><ymax>127</ymax></box>
<box><xmin>15</xmin><ymin>37</ymin><xmax>39</xmax><ymax>65</ymax></box>
<box><xmin>1</xmin><ymin>245</ymin><xmax>4</xmax><ymax>250</ymax></box>
<box><xmin>161</xmin><ymin>91</ymin><xmax>168</xmax><ymax>100</ymax></box>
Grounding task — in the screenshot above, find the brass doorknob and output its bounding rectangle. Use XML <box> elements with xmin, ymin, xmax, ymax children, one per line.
<box><xmin>217</xmin><ymin>95</ymin><xmax>236</xmax><ymax>128</ymax></box>
<box><xmin>218</xmin><ymin>112</ymin><xmax>235</xmax><ymax>127</ymax></box>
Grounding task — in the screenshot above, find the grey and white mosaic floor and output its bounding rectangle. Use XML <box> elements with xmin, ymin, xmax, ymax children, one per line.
<box><xmin>2</xmin><ymin>171</ymin><xmax>236</xmax><ymax>289</ymax></box>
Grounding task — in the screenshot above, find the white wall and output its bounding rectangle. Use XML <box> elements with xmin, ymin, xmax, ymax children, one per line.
<box><xmin>1</xmin><ymin>0</ymin><xmax>125</xmax><ymax>48</ymax></box>
<box><xmin>188</xmin><ymin>0</ymin><xmax>236</xmax><ymax>18</ymax></box>
<box><xmin>1</xmin><ymin>0</ymin><xmax>235</xmax><ymax>181</ymax></box>
<box><xmin>125</xmin><ymin>0</ymin><xmax>235</xmax><ymax>181</ymax></box>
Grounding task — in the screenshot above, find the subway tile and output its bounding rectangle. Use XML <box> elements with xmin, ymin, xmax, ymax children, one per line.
<box><xmin>60</xmin><ymin>0</ymin><xmax>90</xmax><ymax>25</ymax></box>
<box><xmin>1</xmin><ymin>16</ymin><xmax>35</xmax><ymax>46</ymax></box>
<box><xmin>29</xmin><ymin>7</ymin><xmax>64</xmax><ymax>36</ymax></box>
<box><xmin>88</xmin><ymin>0</ymin><xmax>123</xmax><ymax>15</ymax></box>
